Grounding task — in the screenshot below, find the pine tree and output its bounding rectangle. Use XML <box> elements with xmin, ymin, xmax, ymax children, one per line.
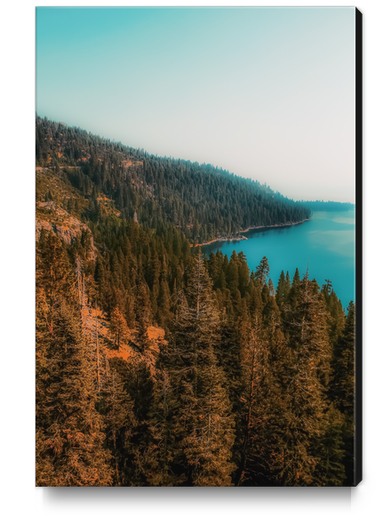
<box><xmin>36</xmin><ymin>233</ymin><xmax>114</xmax><ymax>486</ymax></box>
<box><xmin>168</xmin><ymin>252</ymin><xmax>236</xmax><ymax>485</ymax></box>
<box><xmin>237</xmin><ymin>251</ymin><xmax>250</xmax><ymax>297</ymax></box>
<box><xmin>109</xmin><ymin>307</ymin><xmax>131</xmax><ymax>349</ymax></box>
<box><xmin>142</xmin><ymin>369</ymin><xmax>177</xmax><ymax>486</ymax></box>
<box><xmin>157</xmin><ymin>277</ymin><xmax>172</xmax><ymax>331</ymax></box>
<box><xmin>226</xmin><ymin>252</ymin><xmax>240</xmax><ymax>294</ymax></box>
<box><xmin>36</xmin><ymin>297</ymin><xmax>113</xmax><ymax>486</ymax></box>
<box><xmin>332</xmin><ymin>302</ymin><xmax>355</xmax><ymax>415</ymax></box>
<box><xmin>255</xmin><ymin>256</ymin><xmax>270</xmax><ymax>285</ymax></box>
<box><xmin>284</xmin><ymin>271</ymin><xmax>291</xmax><ymax>298</ymax></box>
<box><xmin>268</xmin><ymin>278</ymin><xmax>276</xmax><ymax>296</ymax></box>
<box><xmin>276</xmin><ymin>270</ymin><xmax>286</xmax><ymax>307</ymax></box>
<box><xmin>235</xmin><ymin>300</ymin><xmax>291</xmax><ymax>486</ymax></box>
<box><xmin>36</xmin><ymin>231</ymin><xmax>74</xmax><ymax>308</ymax></box>
<box><xmin>236</xmin><ymin>315</ymin><xmax>266</xmax><ymax>485</ymax></box>
<box><xmin>101</xmin><ymin>369</ymin><xmax>136</xmax><ymax>485</ymax></box>
<box><xmin>135</xmin><ymin>282</ymin><xmax>152</xmax><ymax>338</ymax></box>
<box><xmin>324</xmin><ymin>289</ymin><xmax>346</xmax><ymax>358</ymax></box>
<box><xmin>312</xmin><ymin>404</ymin><xmax>346</xmax><ymax>486</ymax></box>
<box><xmin>124</xmin><ymin>359</ymin><xmax>156</xmax><ymax>485</ymax></box>
<box><xmin>330</xmin><ymin>302</ymin><xmax>355</xmax><ymax>484</ymax></box>
<box><xmin>280</xmin><ymin>275</ymin><xmax>332</xmax><ymax>486</ymax></box>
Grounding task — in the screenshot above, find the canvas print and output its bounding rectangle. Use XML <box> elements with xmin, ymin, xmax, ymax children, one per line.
<box><xmin>35</xmin><ymin>7</ymin><xmax>362</xmax><ymax>487</ymax></box>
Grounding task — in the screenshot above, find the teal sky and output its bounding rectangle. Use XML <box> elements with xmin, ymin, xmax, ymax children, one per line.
<box><xmin>36</xmin><ymin>7</ymin><xmax>355</xmax><ymax>202</ymax></box>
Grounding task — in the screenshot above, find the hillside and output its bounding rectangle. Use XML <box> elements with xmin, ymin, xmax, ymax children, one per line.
<box><xmin>35</xmin><ymin>117</ymin><xmax>354</xmax><ymax>487</ymax></box>
<box><xmin>36</xmin><ymin>117</ymin><xmax>310</xmax><ymax>244</ymax></box>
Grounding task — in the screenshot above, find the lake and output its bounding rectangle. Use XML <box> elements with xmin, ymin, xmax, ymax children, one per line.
<box><xmin>202</xmin><ymin>209</ymin><xmax>355</xmax><ymax>309</ymax></box>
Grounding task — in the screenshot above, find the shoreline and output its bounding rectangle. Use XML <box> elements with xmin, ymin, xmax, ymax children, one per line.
<box><xmin>239</xmin><ymin>218</ymin><xmax>311</xmax><ymax>235</ymax></box>
<box><xmin>194</xmin><ymin>218</ymin><xmax>311</xmax><ymax>247</ymax></box>
<box><xmin>193</xmin><ymin>235</ymin><xmax>248</xmax><ymax>247</ymax></box>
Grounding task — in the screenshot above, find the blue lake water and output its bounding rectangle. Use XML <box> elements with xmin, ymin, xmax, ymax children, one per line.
<box><xmin>202</xmin><ymin>210</ymin><xmax>355</xmax><ymax>309</ymax></box>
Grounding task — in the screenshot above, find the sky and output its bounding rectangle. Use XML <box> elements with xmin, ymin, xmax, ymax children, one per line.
<box><xmin>36</xmin><ymin>7</ymin><xmax>356</xmax><ymax>203</ymax></box>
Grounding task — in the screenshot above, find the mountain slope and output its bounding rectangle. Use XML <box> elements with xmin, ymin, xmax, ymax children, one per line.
<box><xmin>36</xmin><ymin>116</ymin><xmax>310</xmax><ymax>243</ymax></box>
<box><xmin>35</xmin><ymin>117</ymin><xmax>355</xmax><ymax>487</ymax></box>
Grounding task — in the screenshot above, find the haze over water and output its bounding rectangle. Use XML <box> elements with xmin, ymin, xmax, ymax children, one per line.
<box><xmin>203</xmin><ymin>210</ymin><xmax>355</xmax><ymax>309</ymax></box>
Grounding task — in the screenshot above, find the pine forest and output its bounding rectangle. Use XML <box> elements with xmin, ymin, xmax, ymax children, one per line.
<box><xmin>36</xmin><ymin>117</ymin><xmax>356</xmax><ymax>487</ymax></box>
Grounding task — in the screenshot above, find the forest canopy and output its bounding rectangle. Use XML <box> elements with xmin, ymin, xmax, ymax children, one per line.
<box><xmin>35</xmin><ymin>117</ymin><xmax>355</xmax><ymax>487</ymax></box>
<box><xmin>36</xmin><ymin>116</ymin><xmax>310</xmax><ymax>244</ymax></box>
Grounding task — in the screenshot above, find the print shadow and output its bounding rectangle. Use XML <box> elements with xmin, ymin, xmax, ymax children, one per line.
<box><xmin>43</xmin><ymin>485</ymin><xmax>351</xmax><ymax>508</ymax></box>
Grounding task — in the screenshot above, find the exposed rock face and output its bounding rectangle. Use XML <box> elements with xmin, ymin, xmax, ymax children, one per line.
<box><xmin>122</xmin><ymin>160</ymin><xmax>143</xmax><ymax>168</ymax></box>
<box><xmin>35</xmin><ymin>219</ymin><xmax>53</xmax><ymax>240</ymax></box>
<box><xmin>36</xmin><ymin>202</ymin><xmax>97</xmax><ymax>260</ymax></box>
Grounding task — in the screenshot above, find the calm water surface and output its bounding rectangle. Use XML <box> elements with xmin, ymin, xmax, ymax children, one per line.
<box><xmin>202</xmin><ymin>210</ymin><xmax>355</xmax><ymax>309</ymax></box>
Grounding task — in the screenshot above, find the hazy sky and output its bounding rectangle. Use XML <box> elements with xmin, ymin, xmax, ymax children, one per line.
<box><xmin>36</xmin><ymin>7</ymin><xmax>356</xmax><ymax>203</ymax></box>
